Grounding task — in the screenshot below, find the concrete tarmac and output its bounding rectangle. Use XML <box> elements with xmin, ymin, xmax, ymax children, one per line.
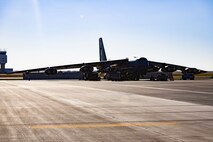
<box><xmin>0</xmin><ymin>80</ymin><xmax>213</xmax><ymax>142</ymax></box>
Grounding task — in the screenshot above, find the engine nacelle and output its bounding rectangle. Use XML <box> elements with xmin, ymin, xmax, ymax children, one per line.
<box><xmin>45</xmin><ymin>68</ymin><xmax>57</xmax><ymax>75</ymax></box>
<box><xmin>162</xmin><ymin>65</ymin><xmax>177</xmax><ymax>72</ymax></box>
<box><xmin>80</xmin><ymin>65</ymin><xmax>94</xmax><ymax>73</ymax></box>
<box><xmin>148</xmin><ymin>66</ymin><xmax>160</xmax><ymax>72</ymax></box>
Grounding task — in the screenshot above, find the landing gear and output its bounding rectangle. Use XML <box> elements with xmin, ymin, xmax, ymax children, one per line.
<box><xmin>150</xmin><ymin>76</ymin><xmax>155</xmax><ymax>81</ymax></box>
<box><xmin>156</xmin><ymin>73</ymin><xmax>168</xmax><ymax>81</ymax></box>
<box><xmin>83</xmin><ymin>72</ymin><xmax>100</xmax><ymax>81</ymax></box>
<box><xmin>149</xmin><ymin>73</ymin><xmax>168</xmax><ymax>81</ymax></box>
<box><xmin>182</xmin><ymin>73</ymin><xmax>195</xmax><ymax>80</ymax></box>
<box><xmin>105</xmin><ymin>71</ymin><xmax>140</xmax><ymax>81</ymax></box>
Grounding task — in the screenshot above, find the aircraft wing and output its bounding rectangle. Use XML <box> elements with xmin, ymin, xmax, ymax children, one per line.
<box><xmin>148</xmin><ymin>61</ymin><xmax>206</xmax><ymax>74</ymax></box>
<box><xmin>10</xmin><ymin>59</ymin><xmax>129</xmax><ymax>74</ymax></box>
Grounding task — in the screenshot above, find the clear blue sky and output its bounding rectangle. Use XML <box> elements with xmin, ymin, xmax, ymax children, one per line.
<box><xmin>0</xmin><ymin>0</ymin><xmax>212</xmax><ymax>70</ymax></box>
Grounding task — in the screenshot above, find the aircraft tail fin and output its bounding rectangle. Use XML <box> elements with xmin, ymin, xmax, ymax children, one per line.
<box><xmin>99</xmin><ymin>37</ymin><xmax>107</xmax><ymax>61</ymax></box>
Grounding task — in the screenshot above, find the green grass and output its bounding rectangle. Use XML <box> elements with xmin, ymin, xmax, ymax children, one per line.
<box><xmin>173</xmin><ymin>72</ymin><xmax>213</xmax><ymax>80</ymax></box>
<box><xmin>0</xmin><ymin>74</ymin><xmax>23</xmax><ymax>80</ymax></box>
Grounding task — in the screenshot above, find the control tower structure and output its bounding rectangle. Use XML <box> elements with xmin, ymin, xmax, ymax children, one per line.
<box><xmin>0</xmin><ymin>50</ymin><xmax>7</xmax><ymax>73</ymax></box>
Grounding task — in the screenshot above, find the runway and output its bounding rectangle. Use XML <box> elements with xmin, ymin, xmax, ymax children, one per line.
<box><xmin>0</xmin><ymin>80</ymin><xmax>213</xmax><ymax>142</ymax></box>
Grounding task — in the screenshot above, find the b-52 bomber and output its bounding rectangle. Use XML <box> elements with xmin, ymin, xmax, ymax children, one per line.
<box><xmin>10</xmin><ymin>38</ymin><xmax>206</xmax><ymax>81</ymax></box>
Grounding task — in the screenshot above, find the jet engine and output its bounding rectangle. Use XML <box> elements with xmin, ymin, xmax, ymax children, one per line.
<box><xmin>162</xmin><ymin>65</ymin><xmax>177</xmax><ymax>72</ymax></box>
<box><xmin>80</xmin><ymin>65</ymin><xmax>100</xmax><ymax>81</ymax></box>
<box><xmin>45</xmin><ymin>68</ymin><xmax>57</xmax><ymax>75</ymax></box>
<box><xmin>80</xmin><ymin>65</ymin><xmax>94</xmax><ymax>73</ymax></box>
<box><xmin>185</xmin><ymin>68</ymin><xmax>199</xmax><ymax>74</ymax></box>
<box><xmin>182</xmin><ymin>68</ymin><xmax>204</xmax><ymax>80</ymax></box>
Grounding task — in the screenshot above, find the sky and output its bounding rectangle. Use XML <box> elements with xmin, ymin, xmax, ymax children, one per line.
<box><xmin>0</xmin><ymin>0</ymin><xmax>212</xmax><ymax>71</ymax></box>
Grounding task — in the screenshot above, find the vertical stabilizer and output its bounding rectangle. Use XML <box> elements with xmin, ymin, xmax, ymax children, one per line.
<box><xmin>99</xmin><ymin>38</ymin><xmax>107</xmax><ymax>61</ymax></box>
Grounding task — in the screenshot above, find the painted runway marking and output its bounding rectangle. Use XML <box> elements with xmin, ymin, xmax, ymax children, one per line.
<box><xmin>30</xmin><ymin>122</ymin><xmax>176</xmax><ymax>129</ymax></box>
<box><xmin>116</xmin><ymin>84</ymin><xmax>213</xmax><ymax>95</ymax></box>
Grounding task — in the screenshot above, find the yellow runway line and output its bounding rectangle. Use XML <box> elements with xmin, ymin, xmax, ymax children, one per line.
<box><xmin>30</xmin><ymin>121</ymin><xmax>177</xmax><ymax>129</ymax></box>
